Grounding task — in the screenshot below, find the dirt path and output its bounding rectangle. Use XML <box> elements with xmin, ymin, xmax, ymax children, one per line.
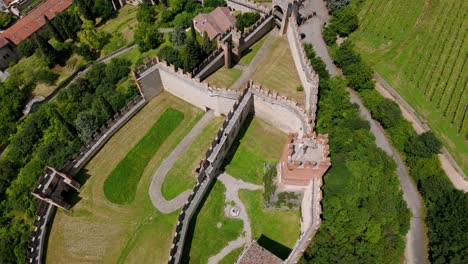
<box><xmin>148</xmin><ymin>110</ymin><xmax>214</xmax><ymax>214</ymax></box>
<box><xmin>303</xmin><ymin>1</ymin><xmax>428</xmax><ymax>263</ymax></box>
<box><xmin>374</xmin><ymin>73</ymin><xmax>468</xmax><ymax>192</ymax></box>
<box><xmin>230</xmin><ymin>30</ymin><xmax>278</xmax><ymax>90</ymax></box>
<box><xmin>207</xmin><ymin>173</ymin><xmax>262</xmax><ymax>264</ymax></box>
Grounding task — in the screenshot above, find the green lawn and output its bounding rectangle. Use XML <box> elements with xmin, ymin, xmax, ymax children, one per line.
<box><xmin>239</xmin><ymin>33</ymin><xmax>269</xmax><ymax>65</ymax></box>
<box><xmin>251</xmin><ymin>36</ymin><xmax>303</xmax><ymax>102</ymax></box>
<box><xmin>219</xmin><ymin>247</ymin><xmax>243</xmax><ymax>264</ymax></box>
<box><xmin>188</xmin><ymin>181</ymin><xmax>244</xmax><ymax>263</ymax></box>
<box><xmin>103</xmin><ymin>108</ymin><xmax>191</xmax><ymax>204</ymax></box>
<box><xmin>239</xmin><ymin>190</ymin><xmax>300</xmax><ymax>258</ymax></box>
<box><xmin>162</xmin><ymin>117</ymin><xmax>223</xmax><ymax>200</ymax></box>
<box><xmin>225</xmin><ymin>117</ymin><xmax>287</xmax><ymax>185</ymax></box>
<box><xmin>204</xmin><ymin>67</ymin><xmax>242</xmax><ymax>89</ymax></box>
<box><xmin>352</xmin><ymin>0</ymin><xmax>468</xmax><ymax>173</ymax></box>
<box><xmin>47</xmin><ymin>94</ymin><xmax>203</xmax><ymax>264</ymax></box>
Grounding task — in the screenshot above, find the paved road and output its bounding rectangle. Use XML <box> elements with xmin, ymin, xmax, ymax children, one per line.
<box><xmin>301</xmin><ymin>1</ymin><xmax>427</xmax><ymax>263</ymax></box>
<box><xmin>148</xmin><ymin>110</ymin><xmax>215</xmax><ymax>214</ymax></box>
<box><xmin>230</xmin><ymin>29</ymin><xmax>278</xmax><ymax>90</ymax></box>
<box><xmin>208</xmin><ymin>173</ymin><xmax>262</xmax><ymax>264</ymax></box>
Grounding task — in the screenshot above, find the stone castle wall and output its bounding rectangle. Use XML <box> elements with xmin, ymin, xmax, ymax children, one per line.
<box><xmin>226</xmin><ymin>0</ymin><xmax>270</xmax><ymax>14</ymax></box>
<box><xmin>286</xmin><ymin>12</ymin><xmax>319</xmax><ymax>128</ymax></box>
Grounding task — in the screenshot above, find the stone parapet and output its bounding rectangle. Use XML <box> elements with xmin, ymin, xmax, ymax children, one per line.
<box><xmin>226</xmin><ymin>0</ymin><xmax>271</xmax><ymax>14</ymax></box>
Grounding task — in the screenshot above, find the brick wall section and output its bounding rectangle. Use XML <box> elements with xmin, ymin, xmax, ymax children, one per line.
<box><xmin>226</xmin><ymin>0</ymin><xmax>270</xmax><ymax>14</ymax></box>
<box><xmin>287</xmin><ymin>12</ymin><xmax>319</xmax><ymax>128</ymax></box>
<box><xmin>168</xmin><ymin>89</ymin><xmax>253</xmax><ymax>264</ymax></box>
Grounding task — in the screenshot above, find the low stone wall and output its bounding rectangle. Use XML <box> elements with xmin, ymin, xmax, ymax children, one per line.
<box><xmin>27</xmin><ymin>95</ymin><xmax>146</xmax><ymax>264</ymax></box>
<box><xmin>168</xmin><ymin>89</ymin><xmax>253</xmax><ymax>264</ymax></box>
<box><xmin>239</xmin><ymin>14</ymin><xmax>275</xmax><ymax>54</ymax></box>
<box><xmin>287</xmin><ymin>13</ymin><xmax>319</xmax><ymax>129</ymax></box>
<box><xmin>226</xmin><ymin>0</ymin><xmax>270</xmax><ymax>14</ymax></box>
<box><xmin>193</xmin><ymin>50</ymin><xmax>225</xmax><ymax>80</ymax></box>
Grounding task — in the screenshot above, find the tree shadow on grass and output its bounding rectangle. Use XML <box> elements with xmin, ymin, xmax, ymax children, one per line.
<box><xmin>180</xmin><ymin>177</ymin><xmax>219</xmax><ymax>263</ymax></box>
<box><xmin>257</xmin><ymin>234</ymin><xmax>292</xmax><ymax>260</ymax></box>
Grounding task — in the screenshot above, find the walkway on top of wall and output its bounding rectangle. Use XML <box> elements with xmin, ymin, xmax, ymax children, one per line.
<box><xmin>230</xmin><ymin>29</ymin><xmax>278</xmax><ymax>90</ymax></box>
<box><xmin>148</xmin><ymin>110</ymin><xmax>215</xmax><ymax>214</ymax></box>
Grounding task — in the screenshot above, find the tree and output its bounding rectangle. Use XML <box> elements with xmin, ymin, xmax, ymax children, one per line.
<box><xmin>173</xmin><ymin>11</ymin><xmax>192</xmax><ymax>29</ymax></box>
<box><xmin>331</xmin><ymin>7</ymin><xmax>358</xmax><ymax>36</ymax></box>
<box><xmin>345</xmin><ymin>62</ymin><xmax>375</xmax><ymax>91</ymax></box>
<box><xmin>54</xmin><ymin>11</ymin><xmax>82</xmax><ymax>40</ymax></box>
<box><xmin>335</xmin><ymin>40</ymin><xmax>361</xmax><ymax>69</ymax></box>
<box><xmin>158</xmin><ymin>45</ymin><xmax>182</xmax><ymax>68</ymax></box>
<box><xmin>404</xmin><ymin>132</ymin><xmax>442</xmax><ymax>158</ymax></box>
<box><xmin>75</xmin><ymin>111</ymin><xmax>99</xmax><ymax>142</ymax></box>
<box><xmin>134</xmin><ymin>23</ymin><xmax>163</xmax><ymax>52</ymax></box>
<box><xmin>169</xmin><ymin>0</ymin><xmax>187</xmax><ymax>13</ymax></box>
<box><xmin>136</xmin><ymin>2</ymin><xmax>156</xmax><ymax>23</ymax></box>
<box><xmin>44</xmin><ymin>15</ymin><xmax>64</xmax><ymax>42</ymax></box>
<box><xmin>35</xmin><ymin>34</ymin><xmax>59</xmax><ymax>66</ymax></box>
<box><xmin>0</xmin><ymin>12</ymin><xmax>14</xmax><ymax>30</ymax></box>
<box><xmin>204</xmin><ymin>0</ymin><xmax>225</xmax><ymax>8</ymax></box>
<box><xmin>236</xmin><ymin>12</ymin><xmax>260</xmax><ymax>32</ymax></box>
<box><xmin>93</xmin><ymin>0</ymin><xmax>114</xmax><ymax>19</ymax></box>
<box><xmin>17</xmin><ymin>38</ymin><xmax>36</xmax><ymax>57</ymax></box>
<box><xmin>99</xmin><ymin>95</ymin><xmax>115</xmax><ymax>118</ymax></box>
<box><xmin>420</xmin><ymin>132</ymin><xmax>442</xmax><ymax>154</ymax></box>
<box><xmin>75</xmin><ymin>0</ymin><xmax>94</xmax><ymax>21</ymax></box>
<box><xmin>372</xmin><ymin>98</ymin><xmax>402</xmax><ymax>129</ymax></box>
<box><xmin>172</xmin><ymin>26</ymin><xmax>186</xmax><ymax>47</ymax></box>
<box><xmin>52</xmin><ymin>108</ymin><xmax>77</xmax><ymax>138</ymax></box>
<box><xmin>79</xmin><ymin>19</ymin><xmax>107</xmax><ymax>51</ymax></box>
<box><xmin>105</xmin><ymin>58</ymin><xmax>131</xmax><ymax>84</ymax></box>
<box><xmin>202</xmin><ymin>32</ymin><xmax>215</xmax><ymax>55</ymax></box>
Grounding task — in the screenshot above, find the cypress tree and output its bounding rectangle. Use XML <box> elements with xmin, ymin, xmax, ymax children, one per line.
<box><xmin>75</xmin><ymin>0</ymin><xmax>94</xmax><ymax>21</ymax></box>
<box><xmin>99</xmin><ymin>95</ymin><xmax>115</xmax><ymax>118</ymax></box>
<box><xmin>52</xmin><ymin>108</ymin><xmax>77</xmax><ymax>138</ymax></box>
<box><xmin>44</xmin><ymin>15</ymin><xmax>64</xmax><ymax>42</ymax></box>
<box><xmin>35</xmin><ymin>34</ymin><xmax>58</xmax><ymax>66</ymax></box>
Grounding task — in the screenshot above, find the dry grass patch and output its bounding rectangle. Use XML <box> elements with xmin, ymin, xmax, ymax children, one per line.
<box><xmin>205</xmin><ymin>67</ymin><xmax>242</xmax><ymax>89</ymax></box>
<box><xmin>46</xmin><ymin>93</ymin><xmax>202</xmax><ymax>264</ymax></box>
<box><xmin>251</xmin><ymin>36</ymin><xmax>303</xmax><ymax>102</ymax></box>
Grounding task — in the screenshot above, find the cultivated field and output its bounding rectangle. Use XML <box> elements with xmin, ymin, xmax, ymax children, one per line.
<box><xmin>251</xmin><ymin>36</ymin><xmax>303</xmax><ymax>102</ymax></box>
<box><xmin>46</xmin><ymin>93</ymin><xmax>202</xmax><ymax>264</ymax></box>
<box><xmin>352</xmin><ymin>0</ymin><xmax>468</xmax><ymax>172</ymax></box>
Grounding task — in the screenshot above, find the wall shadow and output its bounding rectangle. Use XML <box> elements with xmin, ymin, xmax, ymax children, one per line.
<box><xmin>180</xmin><ymin>177</ymin><xmax>219</xmax><ymax>263</ymax></box>
<box><xmin>66</xmin><ymin>169</ymin><xmax>91</xmax><ymax>208</ymax></box>
<box><xmin>257</xmin><ymin>234</ymin><xmax>292</xmax><ymax>260</ymax></box>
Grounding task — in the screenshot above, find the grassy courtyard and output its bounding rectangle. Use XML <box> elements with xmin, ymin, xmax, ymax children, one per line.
<box><xmin>251</xmin><ymin>36</ymin><xmax>303</xmax><ymax>102</ymax></box>
<box><xmin>239</xmin><ymin>33</ymin><xmax>269</xmax><ymax>65</ymax></box>
<box><xmin>204</xmin><ymin>67</ymin><xmax>243</xmax><ymax>89</ymax></box>
<box><xmin>161</xmin><ymin>117</ymin><xmax>224</xmax><ymax>200</ymax></box>
<box><xmin>103</xmin><ymin>108</ymin><xmax>189</xmax><ymax>204</ymax></box>
<box><xmin>225</xmin><ymin>116</ymin><xmax>287</xmax><ymax>185</ymax></box>
<box><xmin>46</xmin><ymin>93</ymin><xmax>202</xmax><ymax>264</ymax></box>
<box><xmin>186</xmin><ymin>181</ymin><xmax>244</xmax><ymax>263</ymax></box>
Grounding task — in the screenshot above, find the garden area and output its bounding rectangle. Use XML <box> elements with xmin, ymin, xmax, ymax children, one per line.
<box><xmin>46</xmin><ymin>93</ymin><xmax>203</xmax><ymax>263</ymax></box>
<box><xmin>251</xmin><ymin>36</ymin><xmax>303</xmax><ymax>102</ymax></box>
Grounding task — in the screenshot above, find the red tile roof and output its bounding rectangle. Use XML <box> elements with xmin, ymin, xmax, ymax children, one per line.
<box><xmin>1</xmin><ymin>0</ymin><xmax>72</xmax><ymax>46</ymax></box>
<box><xmin>237</xmin><ymin>242</ymin><xmax>283</xmax><ymax>264</ymax></box>
<box><xmin>193</xmin><ymin>7</ymin><xmax>236</xmax><ymax>40</ymax></box>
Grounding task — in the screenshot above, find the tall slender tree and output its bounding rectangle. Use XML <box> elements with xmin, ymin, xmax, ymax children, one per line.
<box><xmin>35</xmin><ymin>34</ymin><xmax>58</xmax><ymax>66</ymax></box>
<box><xmin>44</xmin><ymin>15</ymin><xmax>64</xmax><ymax>41</ymax></box>
<box><xmin>75</xmin><ymin>0</ymin><xmax>94</xmax><ymax>21</ymax></box>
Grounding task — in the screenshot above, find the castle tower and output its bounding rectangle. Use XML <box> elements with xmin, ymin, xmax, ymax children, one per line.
<box><xmin>221</xmin><ymin>42</ymin><xmax>232</xmax><ymax>68</ymax></box>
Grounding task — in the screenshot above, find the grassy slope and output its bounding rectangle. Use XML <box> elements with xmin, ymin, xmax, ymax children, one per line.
<box><xmin>188</xmin><ymin>181</ymin><xmax>244</xmax><ymax>263</ymax></box>
<box><xmin>251</xmin><ymin>36</ymin><xmax>303</xmax><ymax>102</ymax></box>
<box><xmin>205</xmin><ymin>67</ymin><xmax>243</xmax><ymax>89</ymax></box>
<box><xmin>219</xmin><ymin>247</ymin><xmax>244</xmax><ymax>264</ymax></box>
<box><xmin>351</xmin><ymin>0</ymin><xmax>468</xmax><ymax>173</ymax></box>
<box><xmin>225</xmin><ymin>117</ymin><xmax>287</xmax><ymax>185</ymax></box>
<box><xmin>240</xmin><ymin>190</ymin><xmax>300</xmax><ymax>257</ymax></box>
<box><xmin>99</xmin><ymin>5</ymin><xmax>138</xmax><ymax>55</ymax></box>
<box><xmin>161</xmin><ymin>117</ymin><xmax>224</xmax><ymax>200</ymax></box>
<box><xmin>46</xmin><ymin>93</ymin><xmax>202</xmax><ymax>264</ymax></box>
<box><xmin>103</xmin><ymin>108</ymin><xmax>189</xmax><ymax>204</ymax></box>
<box><xmin>239</xmin><ymin>33</ymin><xmax>269</xmax><ymax>65</ymax></box>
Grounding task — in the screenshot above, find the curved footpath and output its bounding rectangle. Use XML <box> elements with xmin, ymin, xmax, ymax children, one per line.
<box><xmin>149</xmin><ymin>110</ymin><xmax>214</xmax><ymax>214</ymax></box>
<box><xmin>300</xmin><ymin>1</ymin><xmax>427</xmax><ymax>263</ymax></box>
<box><xmin>208</xmin><ymin>173</ymin><xmax>263</xmax><ymax>264</ymax></box>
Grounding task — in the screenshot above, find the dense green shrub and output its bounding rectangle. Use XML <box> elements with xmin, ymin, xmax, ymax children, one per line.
<box><xmin>236</xmin><ymin>12</ymin><xmax>260</xmax><ymax>32</ymax></box>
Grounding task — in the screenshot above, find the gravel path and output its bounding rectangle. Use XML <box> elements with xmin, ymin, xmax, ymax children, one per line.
<box><xmin>148</xmin><ymin>110</ymin><xmax>214</xmax><ymax>214</ymax></box>
<box><xmin>230</xmin><ymin>30</ymin><xmax>278</xmax><ymax>90</ymax></box>
<box><xmin>208</xmin><ymin>173</ymin><xmax>262</xmax><ymax>264</ymax></box>
<box><xmin>301</xmin><ymin>1</ymin><xmax>427</xmax><ymax>263</ymax></box>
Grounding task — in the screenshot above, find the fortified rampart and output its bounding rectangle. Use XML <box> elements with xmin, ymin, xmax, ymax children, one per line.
<box><xmin>286</xmin><ymin>12</ymin><xmax>319</xmax><ymax>124</ymax></box>
<box><xmin>27</xmin><ymin>95</ymin><xmax>146</xmax><ymax>264</ymax></box>
<box><xmin>226</xmin><ymin>0</ymin><xmax>270</xmax><ymax>14</ymax></box>
<box><xmin>168</xmin><ymin>89</ymin><xmax>253</xmax><ymax>264</ymax></box>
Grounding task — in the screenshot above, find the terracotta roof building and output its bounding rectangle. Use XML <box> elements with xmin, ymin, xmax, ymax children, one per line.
<box><xmin>1</xmin><ymin>0</ymin><xmax>72</xmax><ymax>46</ymax></box>
<box><xmin>193</xmin><ymin>6</ymin><xmax>236</xmax><ymax>40</ymax></box>
<box><xmin>236</xmin><ymin>241</ymin><xmax>283</xmax><ymax>264</ymax></box>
